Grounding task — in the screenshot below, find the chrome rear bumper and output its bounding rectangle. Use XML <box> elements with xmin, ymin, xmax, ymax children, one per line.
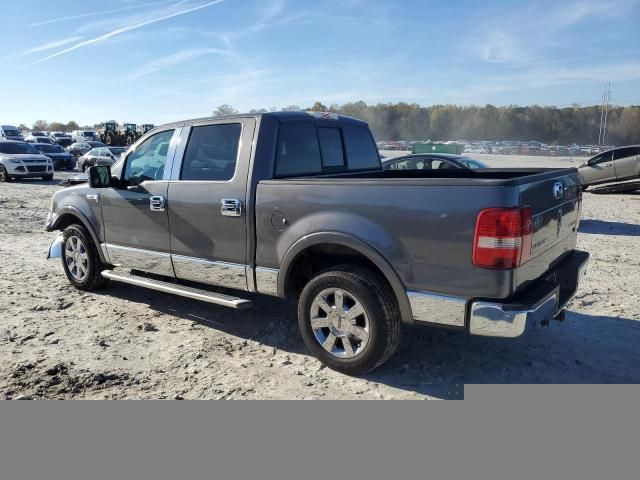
<box><xmin>409</xmin><ymin>250</ymin><xmax>589</xmax><ymax>337</ymax></box>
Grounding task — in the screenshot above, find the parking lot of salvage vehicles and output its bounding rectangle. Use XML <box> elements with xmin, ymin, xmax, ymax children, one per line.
<box><xmin>1</xmin><ymin>136</ymin><xmax>640</xmax><ymax>398</ymax></box>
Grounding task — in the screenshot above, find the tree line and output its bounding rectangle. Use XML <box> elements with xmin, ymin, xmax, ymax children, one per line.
<box><xmin>214</xmin><ymin>101</ymin><xmax>640</xmax><ymax>145</ymax></box>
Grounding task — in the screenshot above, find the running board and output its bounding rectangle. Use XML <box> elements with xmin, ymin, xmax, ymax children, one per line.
<box><xmin>101</xmin><ymin>270</ymin><xmax>253</xmax><ymax>309</ymax></box>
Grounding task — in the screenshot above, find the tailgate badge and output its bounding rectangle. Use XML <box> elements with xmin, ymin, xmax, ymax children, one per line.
<box><xmin>553</xmin><ymin>182</ymin><xmax>564</xmax><ymax>200</ymax></box>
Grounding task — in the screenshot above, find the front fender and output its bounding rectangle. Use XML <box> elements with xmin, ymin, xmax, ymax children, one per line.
<box><xmin>278</xmin><ymin>231</ymin><xmax>414</xmax><ymax>325</ymax></box>
<box><xmin>46</xmin><ymin>205</ymin><xmax>107</xmax><ymax>264</ymax></box>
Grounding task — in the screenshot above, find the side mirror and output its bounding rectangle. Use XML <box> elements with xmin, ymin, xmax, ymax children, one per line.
<box><xmin>88</xmin><ymin>165</ymin><xmax>112</xmax><ymax>188</ymax></box>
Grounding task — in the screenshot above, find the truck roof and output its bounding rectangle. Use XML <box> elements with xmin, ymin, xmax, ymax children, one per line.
<box><xmin>155</xmin><ymin>111</ymin><xmax>367</xmax><ymax>131</ymax></box>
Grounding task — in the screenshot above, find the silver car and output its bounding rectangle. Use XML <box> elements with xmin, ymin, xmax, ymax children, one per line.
<box><xmin>78</xmin><ymin>147</ymin><xmax>122</xmax><ymax>172</ymax></box>
<box><xmin>578</xmin><ymin>145</ymin><xmax>640</xmax><ymax>188</ymax></box>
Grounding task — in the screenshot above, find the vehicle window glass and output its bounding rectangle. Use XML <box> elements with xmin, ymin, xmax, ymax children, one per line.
<box><xmin>318</xmin><ymin>127</ymin><xmax>345</xmax><ymax>168</ymax></box>
<box><xmin>124</xmin><ymin>129</ymin><xmax>174</xmax><ymax>186</ymax></box>
<box><xmin>342</xmin><ymin>125</ymin><xmax>380</xmax><ymax>170</ymax></box>
<box><xmin>275</xmin><ymin>123</ymin><xmax>322</xmax><ymax>176</ymax></box>
<box><xmin>593</xmin><ymin>152</ymin><xmax>611</xmax><ymax>164</ymax></box>
<box><xmin>181</xmin><ymin>123</ymin><xmax>242</xmax><ymax>181</ymax></box>
<box><xmin>613</xmin><ymin>148</ymin><xmax>634</xmax><ymax>160</ymax></box>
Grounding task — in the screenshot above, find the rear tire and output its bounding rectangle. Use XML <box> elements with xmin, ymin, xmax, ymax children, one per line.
<box><xmin>298</xmin><ymin>265</ymin><xmax>402</xmax><ymax>375</ymax></box>
<box><xmin>61</xmin><ymin>224</ymin><xmax>110</xmax><ymax>291</ymax></box>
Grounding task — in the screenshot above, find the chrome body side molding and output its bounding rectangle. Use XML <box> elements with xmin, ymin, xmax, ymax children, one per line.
<box><xmin>407</xmin><ymin>290</ymin><xmax>467</xmax><ymax>327</ymax></box>
<box><xmin>172</xmin><ymin>254</ymin><xmax>247</xmax><ymax>291</ymax></box>
<box><xmin>105</xmin><ymin>244</ymin><xmax>174</xmax><ymax>277</ymax></box>
<box><xmin>255</xmin><ymin>267</ymin><xmax>279</xmax><ymax>296</ymax></box>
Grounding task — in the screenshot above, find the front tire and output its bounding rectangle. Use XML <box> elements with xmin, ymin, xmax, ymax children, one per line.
<box><xmin>0</xmin><ymin>165</ymin><xmax>12</xmax><ymax>182</ymax></box>
<box><xmin>61</xmin><ymin>224</ymin><xmax>110</xmax><ymax>291</ymax></box>
<box><xmin>298</xmin><ymin>265</ymin><xmax>402</xmax><ymax>375</ymax></box>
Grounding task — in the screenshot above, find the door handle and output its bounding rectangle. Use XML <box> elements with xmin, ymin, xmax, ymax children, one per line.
<box><xmin>221</xmin><ymin>198</ymin><xmax>242</xmax><ymax>217</ymax></box>
<box><xmin>603</xmin><ymin>163</ymin><xmax>612</xmax><ymax>167</ymax></box>
<box><xmin>149</xmin><ymin>195</ymin><xmax>166</xmax><ymax>212</ymax></box>
<box><xmin>86</xmin><ymin>193</ymin><xmax>100</xmax><ymax>203</ymax></box>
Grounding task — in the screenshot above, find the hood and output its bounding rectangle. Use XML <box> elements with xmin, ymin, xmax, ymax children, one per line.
<box><xmin>2</xmin><ymin>153</ymin><xmax>50</xmax><ymax>162</ymax></box>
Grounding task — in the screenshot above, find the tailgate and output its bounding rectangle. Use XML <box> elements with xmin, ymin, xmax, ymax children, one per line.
<box><xmin>519</xmin><ymin>169</ymin><xmax>582</xmax><ymax>261</ymax></box>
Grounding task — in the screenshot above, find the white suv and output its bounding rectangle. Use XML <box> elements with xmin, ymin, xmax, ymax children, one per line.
<box><xmin>71</xmin><ymin>130</ymin><xmax>100</xmax><ymax>143</ymax></box>
<box><xmin>0</xmin><ymin>141</ymin><xmax>53</xmax><ymax>181</ymax></box>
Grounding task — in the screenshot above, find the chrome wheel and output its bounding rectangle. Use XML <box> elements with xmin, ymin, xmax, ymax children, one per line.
<box><xmin>64</xmin><ymin>235</ymin><xmax>89</xmax><ymax>282</ymax></box>
<box><xmin>310</xmin><ymin>288</ymin><xmax>370</xmax><ymax>359</ymax></box>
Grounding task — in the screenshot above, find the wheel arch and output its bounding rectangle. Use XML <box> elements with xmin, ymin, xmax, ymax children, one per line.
<box><xmin>49</xmin><ymin>207</ymin><xmax>108</xmax><ymax>264</ymax></box>
<box><xmin>278</xmin><ymin>232</ymin><xmax>414</xmax><ymax>324</ymax></box>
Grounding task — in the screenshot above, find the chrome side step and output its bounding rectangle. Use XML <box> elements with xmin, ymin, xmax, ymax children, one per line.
<box><xmin>101</xmin><ymin>270</ymin><xmax>253</xmax><ymax>310</ymax></box>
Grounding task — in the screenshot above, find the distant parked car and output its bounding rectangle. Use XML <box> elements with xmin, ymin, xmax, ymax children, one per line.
<box><xmin>33</xmin><ymin>143</ymin><xmax>76</xmax><ymax>170</ymax></box>
<box><xmin>0</xmin><ymin>125</ymin><xmax>24</xmax><ymax>141</ymax></box>
<box><xmin>29</xmin><ymin>136</ymin><xmax>56</xmax><ymax>145</ymax></box>
<box><xmin>78</xmin><ymin>147</ymin><xmax>121</xmax><ymax>171</ymax></box>
<box><xmin>382</xmin><ymin>154</ymin><xmax>490</xmax><ymax>171</ymax></box>
<box><xmin>25</xmin><ymin>131</ymin><xmax>47</xmax><ymax>142</ymax></box>
<box><xmin>0</xmin><ymin>141</ymin><xmax>53</xmax><ymax>181</ymax></box>
<box><xmin>578</xmin><ymin>145</ymin><xmax>640</xmax><ymax>188</ymax></box>
<box><xmin>49</xmin><ymin>132</ymin><xmax>73</xmax><ymax>147</ymax></box>
<box><xmin>71</xmin><ymin>130</ymin><xmax>100</xmax><ymax>143</ymax></box>
<box><xmin>67</xmin><ymin>141</ymin><xmax>107</xmax><ymax>158</ymax></box>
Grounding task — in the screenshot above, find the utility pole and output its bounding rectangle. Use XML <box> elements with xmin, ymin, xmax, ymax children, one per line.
<box><xmin>598</xmin><ymin>82</ymin><xmax>612</xmax><ymax>146</ymax></box>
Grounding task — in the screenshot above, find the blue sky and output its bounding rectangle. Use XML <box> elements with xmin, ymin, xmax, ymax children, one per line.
<box><xmin>2</xmin><ymin>0</ymin><xmax>639</xmax><ymax>126</ymax></box>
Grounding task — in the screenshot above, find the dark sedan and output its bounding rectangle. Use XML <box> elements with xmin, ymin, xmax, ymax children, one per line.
<box><xmin>382</xmin><ymin>153</ymin><xmax>490</xmax><ymax>171</ymax></box>
<box><xmin>33</xmin><ymin>143</ymin><xmax>77</xmax><ymax>170</ymax></box>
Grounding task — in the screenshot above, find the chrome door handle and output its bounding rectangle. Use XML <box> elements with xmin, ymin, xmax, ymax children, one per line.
<box><xmin>603</xmin><ymin>163</ymin><xmax>612</xmax><ymax>167</ymax></box>
<box><xmin>149</xmin><ymin>195</ymin><xmax>166</xmax><ymax>212</ymax></box>
<box><xmin>221</xmin><ymin>198</ymin><xmax>242</xmax><ymax>217</ymax></box>
<box><xmin>86</xmin><ymin>193</ymin><xmax>100</xmax><ymax>203</ymax></box>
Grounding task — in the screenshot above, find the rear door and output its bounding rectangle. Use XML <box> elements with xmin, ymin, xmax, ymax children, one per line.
<box><xmin>613</xmin><ymin>146</ymin><xmax>640</xmax><ymax>180</ymax></box>
<box><xmin>167</xmin><ymin>118</ymin><xmax>256</xmax><ymax>291</ymax></box>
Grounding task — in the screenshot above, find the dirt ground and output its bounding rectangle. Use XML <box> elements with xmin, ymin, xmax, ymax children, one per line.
<box><xmin>1</xmin><ymin>154</ymin><xmax>639</xmax><ymax>399</ymax></box>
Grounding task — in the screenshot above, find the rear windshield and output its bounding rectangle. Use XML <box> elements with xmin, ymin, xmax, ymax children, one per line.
<box><xmin>0</xmin><ymin>142</ymin><xmax>39</xmax><ymax>154</ymax></box>
<box><xmin>275</xmin><ymin>122</ymin><xmax>380</xmax><ymax>177</ymax></box>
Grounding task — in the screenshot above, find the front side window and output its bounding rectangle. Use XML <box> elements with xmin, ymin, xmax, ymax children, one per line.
<box><xmin>342</xmin><ymin>125</ymin><xmax>380</xmax><ymax>171</ymax></box>
<box><xmin>275</xmin><ymin>123</ymin><xmax>322</xmax><ymax>176</ymax></box>
<box><xmin>181</xmin><ymin>123</ymin><xmax>241</xmax><ymax>181</ymax></box>
<box><xmin>591</xmin><ymin>152</ymin><xmax>612</xmax><ymax>165</ymax></box>
<box><xmin>124</xmin><ymin>129</ymin><xmax>174</xmax><ymax>186</ymax></box>
<box><xmin>613</xmin><ymin>147</ymin><xmax>635</xmax><ymax>160</ymax></box>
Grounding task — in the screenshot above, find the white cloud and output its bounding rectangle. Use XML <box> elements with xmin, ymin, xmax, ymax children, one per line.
<box><xmin>22</xmin><ymin>36</ymin><xmax>84</xmax><ymax>55</ymax></box>
<box><xmin>121</xmin><ymin>48</ymin><xmax>233</xmax><ymax>81</ymax></box>
<box><xmin>28</xmin><ymin>0</ymin><xmax>226</xmax><ymax>66</ymax></box>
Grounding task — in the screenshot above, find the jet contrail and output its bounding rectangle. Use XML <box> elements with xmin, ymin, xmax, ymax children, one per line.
<box><xmin>29</xmin><ymin>0</ymin><xmax>226</xmax><ymax>66</ymax></box>
<box><xmin>29</xmin><ymin>1</ymin><xmax>174</xmax><ymax>27</ymax></box>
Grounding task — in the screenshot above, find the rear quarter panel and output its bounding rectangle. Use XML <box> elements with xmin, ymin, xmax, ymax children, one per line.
<box><xmin>255</xmin><ymin>179</ymin><xmax>520</xmax><ymax>299</ymax></box>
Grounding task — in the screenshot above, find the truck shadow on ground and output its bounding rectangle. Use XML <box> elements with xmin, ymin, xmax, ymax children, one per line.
<box><xmin>579</xmin><ymin>219</ymin><xmax>640</xmax><ymax>236</ymax></box>
<box><xmin>99</xmin><ymin>284</ymin><xmax>640</xmax><ymax>397</ymax></box>
<box><xmin>12</xmin><ymin>178</ymin><xmax>64</xmax><ymax>186</ymax></box>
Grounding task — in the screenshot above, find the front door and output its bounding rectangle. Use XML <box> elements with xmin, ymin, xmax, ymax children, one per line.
<box><xmin>581</xmin><ymin>151</ymin><xmax>615</xmax><ymax>185</ymax></box>
<box><xmin>100</xmin><ymin>128</ymin><xmax>178</xmax><ymax>277</ymax></box>
<box><xmin>167</xmin><ymin>119</ymin><xmax>255</xmax><ymax>291</ymax></box>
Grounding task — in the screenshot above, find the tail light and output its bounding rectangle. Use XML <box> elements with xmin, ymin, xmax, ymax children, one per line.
<box><xmin>473</xmin><ymin>207</ymin><xmax>533</xmax><ymax>269</ymax></box>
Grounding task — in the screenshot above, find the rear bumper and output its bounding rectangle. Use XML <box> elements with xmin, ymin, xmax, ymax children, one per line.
<box><xmin>408</xmin><ymin>250</ymin><xmax>589</xmax><ymax>337</ymax></box>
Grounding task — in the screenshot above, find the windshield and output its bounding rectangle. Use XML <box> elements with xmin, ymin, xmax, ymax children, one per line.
<box><xmin>108</xmin><ymin>147</ymin><xmax>126</xmax><ymax>154</ymax></box>
<box><xmin>0</xmin><ymin>142</ymin><xmax>39</xmax><ymax>154</ymax></box>
<box><xmin>83</xmin><ymin>131</ymin><xmax>96</xmax><ymax>136</ymax></box>
<box><xmin>35</xmin><ymin>144</ymin><xmax>63</xmax><ymax>153</ymax></box>
<box><xmin>88</xmin><ymin>141</ymin><xmax>106</xmax><ymax>148</ymax></box>
<box><xmin>4</xmin><ymin>129</ymin><xmax>21</xmax><ymax>137</ymax></box>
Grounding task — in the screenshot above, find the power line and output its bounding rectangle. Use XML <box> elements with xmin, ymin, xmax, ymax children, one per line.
<box><xmin>598</xmin><ymin>82</ymin><xmax>612</xmax><ymax>145</ymax></box>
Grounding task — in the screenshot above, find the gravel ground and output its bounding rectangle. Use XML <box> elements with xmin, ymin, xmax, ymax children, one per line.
<box><xmin>1</xmin><ymin>155</ymin><xmax>639</xmax><ymax>400</ymax></box>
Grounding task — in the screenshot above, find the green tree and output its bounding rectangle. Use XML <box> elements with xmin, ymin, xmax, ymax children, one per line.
<box><xmin>307</xmin><ymin>101</ymin><xmax>328</xmax><ymax>112</ymax></box>
<box><xmin>32</xmin><ymin>120</ymin><xmax>49</xmax><ymax>131</ymax></box>
<box><xmin>213</xmin><ymin>104</ymin><xmax>238</xmax><ymax>116</ymax></box>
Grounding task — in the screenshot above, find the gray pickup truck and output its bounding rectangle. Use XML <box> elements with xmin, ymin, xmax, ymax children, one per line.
<box><xmin>46</xmin><ymin>112</ymin><xmax>589</xmax><ymax>374</ymax></box>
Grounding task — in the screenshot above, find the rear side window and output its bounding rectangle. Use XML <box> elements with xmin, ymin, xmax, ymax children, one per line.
<box><xmin>342</xmin><ymin>125</ymin><xmax>380</xmax><ymax>171</ymax></box>
<box><xmin>613</xmin><ymin>147</ymin><xmax>636</xmax><ymax>160</ymax></box>
<box><xmin>275</xmin><ymin>123</ymin><xmax>322</xmax><ymax>176</ymax></box>
<box><xmin>181</xmin><ymin>123</ymin><xmax>242</xmax><ymax>181</ymax></box>
<box><xmin>318</xmin><ymin>127</ymin><xmax>345</xmax><ymax>168</ymax></box>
